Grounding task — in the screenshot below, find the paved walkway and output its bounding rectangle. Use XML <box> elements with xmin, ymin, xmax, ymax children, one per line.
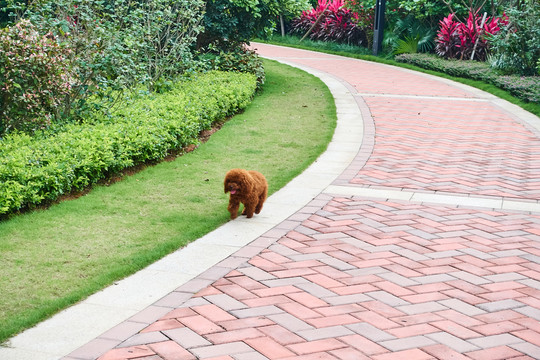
<box><xmin>2</xmin><ymin>43</ymin><xmax>540</xmax><ymax>360</ymax></box>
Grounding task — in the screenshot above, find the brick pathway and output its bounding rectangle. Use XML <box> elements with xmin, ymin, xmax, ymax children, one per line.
<box><xmin>61</xmin><ymin>44</ymin><xmax>540</xmax><ymax>359</ymax></box>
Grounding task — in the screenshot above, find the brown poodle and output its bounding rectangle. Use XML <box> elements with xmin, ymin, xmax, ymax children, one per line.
<box><xmin>224</xmin><ymin>168</ymin><xmax>268</xmax><ymax>219</ymax></box>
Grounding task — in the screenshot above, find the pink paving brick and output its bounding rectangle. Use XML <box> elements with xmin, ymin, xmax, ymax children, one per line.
<box><xmin>330</xmin><ymin>347</ymin><xmax>371</xmax><ymax>360</ymax></box>
<box><xmin>244</xmin><ymin>337</ymin><xmax>296</xmax><ymax>358</ymax></box>
<box><xmin>98</xmin><ymin>346</ymin><xmax>155</xmax><ymax>360</ymax></box>
<box><xmin>258</xmin><ymin>324</ymin><xmax>305</xmax><ymax>345</ymax></box>
<box><xmin>305</xmin><ymin>314</ymin><xmax>359</xmax><ymax>328</ymax></box>
<box><xmin>372</xmin><ymin>348</ymin><xmax>434</xmax><ymax>360</ymax></box>
<box><xmin>339</xmin><ymin>334</ymin><xmax>389</xmax><ymax>355</ymax></box>
<box><xmin>511</xmin><ymin>329</ymin><xmax>540</xmax><ymax>347</ymax></box>
<box><xmin>179</xmin><ymin>315</ymin><xmax>224</xmax><ymax>335</ymax></box>
<box><xmin>192</xmin><ymin>304</ymin><xmax>237</xmax><ymax>322</ymax></box>
<box><xmin>465</xmin><ymin>345</ymin><xmax>524</xmax><ymax>360</ymax></box>
<box><xmin>278</xmin><ymin>301</ymin><xmax>322</xmax><ymax>320</ymax></box>
<box><xmin>472</xmin><ymin>320</ymin><xmax>525</xmax><ymax>336</ymax></box>
<box><xmin>287</xmin><ymin>338</ymin><xmax>347</xmax><ymax>355</ymax></box>
<box><xmin>421</xmin><ymin>344</ymin><xmax>471</xmax><ymax>360</ymax></box>
<box><xmin>431</xmin><ymin>320</ymin><xmax>482</xmax><ymax>339</ymax></box>
<box><xmin>148</xmin><ymin>341</ymin><xmax>195</xmax><ymax>360</ymax></box>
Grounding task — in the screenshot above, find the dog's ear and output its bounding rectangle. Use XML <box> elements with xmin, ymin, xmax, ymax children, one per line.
<box><xmin>224</xmin><ymin>179</ymin><xmax>229</xmax><ymax>193</ymax></box>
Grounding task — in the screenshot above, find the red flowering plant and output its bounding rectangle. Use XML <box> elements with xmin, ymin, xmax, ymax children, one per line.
<box><xmin>290</xmin><ymin>0</ymin><xmax>370</xmax><ymax>47</ymax></box>
<box><xmin>435</xmin><ymin>11</ymin><xmax>507</xmax><ymax>61</ymax></box>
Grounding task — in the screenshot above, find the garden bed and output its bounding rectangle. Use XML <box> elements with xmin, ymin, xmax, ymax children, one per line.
<box><xmin>395</xmin><ymin>53</ymin><xmax>539</xmax><ymax>103</ymax></box>
<box><xmin>0</xmin><ymin>71</ymin><xmax>257</xmax><ymax>217</ymax></box>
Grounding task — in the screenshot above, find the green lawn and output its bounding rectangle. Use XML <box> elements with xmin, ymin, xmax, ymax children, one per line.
<box><xmin>0</xmin><ymin>59</ymin><xmax>337</xmax><ymax>343</ymax></box>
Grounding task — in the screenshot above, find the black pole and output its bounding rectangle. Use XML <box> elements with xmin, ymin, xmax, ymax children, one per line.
<box><xmin>372</xmin><ymin>0</ymin><xmax>386</xmax><ymax>55</ymax></box>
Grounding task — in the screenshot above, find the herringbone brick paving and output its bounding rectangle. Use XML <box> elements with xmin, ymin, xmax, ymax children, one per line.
<box><xmin>67</xmin><ymin>43</ymin><xmax>540</xmax><ymax>359</ymax></box>
<box><xmin>93</xmin><ymin>198</ymin><xmax>540</xmax><ymax>360</ymax></box>
<box><xmin>351</xmin><ymin>97</ymin><xmax>540</xmax><ymax>199</ymax></box>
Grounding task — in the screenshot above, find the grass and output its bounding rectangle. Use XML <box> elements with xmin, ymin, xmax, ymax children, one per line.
<box><xmin>259</xmin><ymin>35</ymin><xmax>540</xmax><ymax>118</ymax></box>
<box><xmin>0</xmin><ymin>59</ymin><xmax>337</xmax><ymax>344</ymax></box>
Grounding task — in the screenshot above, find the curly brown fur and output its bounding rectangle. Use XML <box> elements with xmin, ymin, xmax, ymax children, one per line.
<box><xmin>224</xmin><ymin>168</ymin><xmax>268</xmax><ymax>219</ymax></box>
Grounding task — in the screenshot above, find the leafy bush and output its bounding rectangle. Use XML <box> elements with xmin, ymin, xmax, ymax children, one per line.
<box><xmin>0</xmin><ymin>71</ymin><xmax>257</xmax><ymax>216</ymax></box>
<box><xmin>384</xmin><ymin>15</ymin><xmax>436</xmax><ymax>55</ymax></box>
<box><xmin>11</xmin><ymin>0</ymin><xmax>204</xmax><ymax>118</ymax></box>
<box><xmin>488</xmin><ymin>2</ymin><xmax>540</xmax><ymax>76</ymax></box>
<box><xmin>199</xmin><ymin>0</ymin><xmax>282</xmax><ymax>48</ymax></box>
<box><xmin>395</xmin><ymin>53</ymin><xmax>539</xmax><ymax>103</ymax></box>
<box><xmin>198</xmin><ymin>43</ymin><xmax>266</xmax><ymax>88</ymax></box>
<box><xmin>290</xmin><ymin>0</ymin><xmax>370</xmax><ymax>47</ymax></box>
<box><xmin>435</xmin><ymin>11</ymin><xmax>507</xmax><ymax>61</ymax></box>
<box><xmin>0</xmin><ymin>20</ymin><xmax>72</xmax><ymax>135</ymax></box>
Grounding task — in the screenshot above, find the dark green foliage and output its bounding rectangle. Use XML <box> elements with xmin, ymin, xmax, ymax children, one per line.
<box><xmin>395</xmin><ymin>53</ymin><xmax>539</xmax><ymax>103</ymax></box>
<box><xmin>199</xmin><ymin>0</ymin><xmax>279</xmax><ymax>48</ymax></box>
<box><xmin>0</xmin><ymin>71</ymin><xmax>257</xmax><ymax>216</ymax></box>
<box><xmin>198</xmin><ymin>43</ymin><xmax>266</xmax><ymax>89</ymax></box>
<box><xmin>488</xmin><ymin>2</ymin><xmax>540</xmax><ymax>76</ymax></box>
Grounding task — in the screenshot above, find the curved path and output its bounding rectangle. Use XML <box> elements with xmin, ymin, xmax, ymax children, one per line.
<box><xmin>2</xmin><ymin>43</ymin><xmax>540</xmax><ymax>360</ymax></box>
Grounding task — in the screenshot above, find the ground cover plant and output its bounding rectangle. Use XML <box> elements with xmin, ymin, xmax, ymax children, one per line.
<box><xmin>0</xmin><ymin>59</ymin><xmax>337</xmax><ymax>344</ymax></box>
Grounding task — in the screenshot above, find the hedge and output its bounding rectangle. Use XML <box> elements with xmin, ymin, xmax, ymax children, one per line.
<box><xmin>395</xmin><ymin>53</ymin><xmax>540</xmax><ymax>103</ymax></box>
<box><xmin>0</xmin><ymin>71</ymin><xmax>257</xmax><ymax>216</ymax></box>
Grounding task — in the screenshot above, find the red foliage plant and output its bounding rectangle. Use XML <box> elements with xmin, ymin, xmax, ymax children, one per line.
<box><xmin>435</xmin><ymin>11</ymin><xmax>508</xmax><ymax>61</ymax></box>
<box><xmin>290</xmin><ymin>0</ymin><xmax>371</xmax><ymax>47</ymax></box>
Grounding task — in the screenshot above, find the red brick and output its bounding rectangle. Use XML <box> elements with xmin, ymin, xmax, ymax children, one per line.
<box><xmin>98</xmin><ymin>346</ymin><xmax>155</xmax><ymax>360</ymax></box>
<box><xmin>149</xmin><ymin>341</ymin><xmax>195</xmax><ymax>360</ymax></box>
<box><xmin>511</xmin><ymin>329</ymin><xmax>540</xmax><ymax>347</ymax></box>
<box><xmin>472</xmin><ymin>320</ymin><xmax>525</xmax><ymax>336</ymax></box>
<box><xmin>372</xmin><ymin>348</ymin><xmax>433</xmax><ymax>360</ymax></box>
<box><xmin>466</xmin><ymin>346</ymin><xmax>523</xmax><ymax>360</ymax></box>
<box><xmin>287</xmin><ymin>338</ymin><xmax>346</xmax><ymax>355</ymax></box>
<box><xmin>244</xmin><ymin>337</ymin><xmax>296</xmax><ymax>358</ymax></box>
<box><xmin>338</xmin><ymin>334</ymin><xmax>388</xmax><ymax>355</ymax></box>
<box><xmin>422</xmin><ymin>344</ymin><xmax>470</xmax><ymax>360</ymax></box>
<box><xmin>432</xmin><ymin>320</ymin><xmax>482</xmax><ymax>339</ymax></box>
<box><xmin>179</xmin><ymin>315</ymin><xmax>223</xmax><ymax>334</ymax></box>
<box><xmin>258</xmin><ymin>324</ymin><xmax>305</xmax><ymax>345</ymax></box>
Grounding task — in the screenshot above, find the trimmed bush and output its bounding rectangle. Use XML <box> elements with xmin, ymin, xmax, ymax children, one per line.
<box><xmin>0</xmin><ymin>71</ymin><xmax>257</xmax><ymax>216</ymax></box>
<box><xmin>395</xmin><ymin>53</ymin><xmax>539</xmax><ymax>103</ymax></box>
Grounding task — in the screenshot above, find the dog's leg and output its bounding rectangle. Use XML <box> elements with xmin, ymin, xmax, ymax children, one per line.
<box><xmin>255</xmin><ymin>194</ymin><xmax>265</xmax><ymax>214</ymax></box>
<box><xmin>228</xmin><ymin>199</ymin><xmax>240</xmax><ymax>219</ymax></box>
<box><xmin>243</xmin><ymin>203</ymin><xmax>255</xmax><ymax>218</ymax></box>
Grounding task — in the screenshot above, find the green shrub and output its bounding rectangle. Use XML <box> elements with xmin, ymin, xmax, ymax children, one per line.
<box><xmin>198</xmin><ymin>43</ymin><xmax>266</xmax><ymax>88</ymax></box>
<box><xmin>0</xmin><ymin>71</ymin><xmax>257</xmax><ymax>216</ymax></box>
<box><xmin>10</xmin><ymin>0</ymin><xmax>204</xmax><ymax>119</ymax></box>
<box><xmin>0</xmin><ymin>19</ymin><xmax>71</xmax><ymax>135</ymax></box>
<box><xmin>395</xmin><ymin>53</ymin><xmax>539</xmax><ymax>103</ymax></box>
<box><xmin>488</xmin><ymin>1</ymin><xmax>540</xmax><ymax>76</ymax></box>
